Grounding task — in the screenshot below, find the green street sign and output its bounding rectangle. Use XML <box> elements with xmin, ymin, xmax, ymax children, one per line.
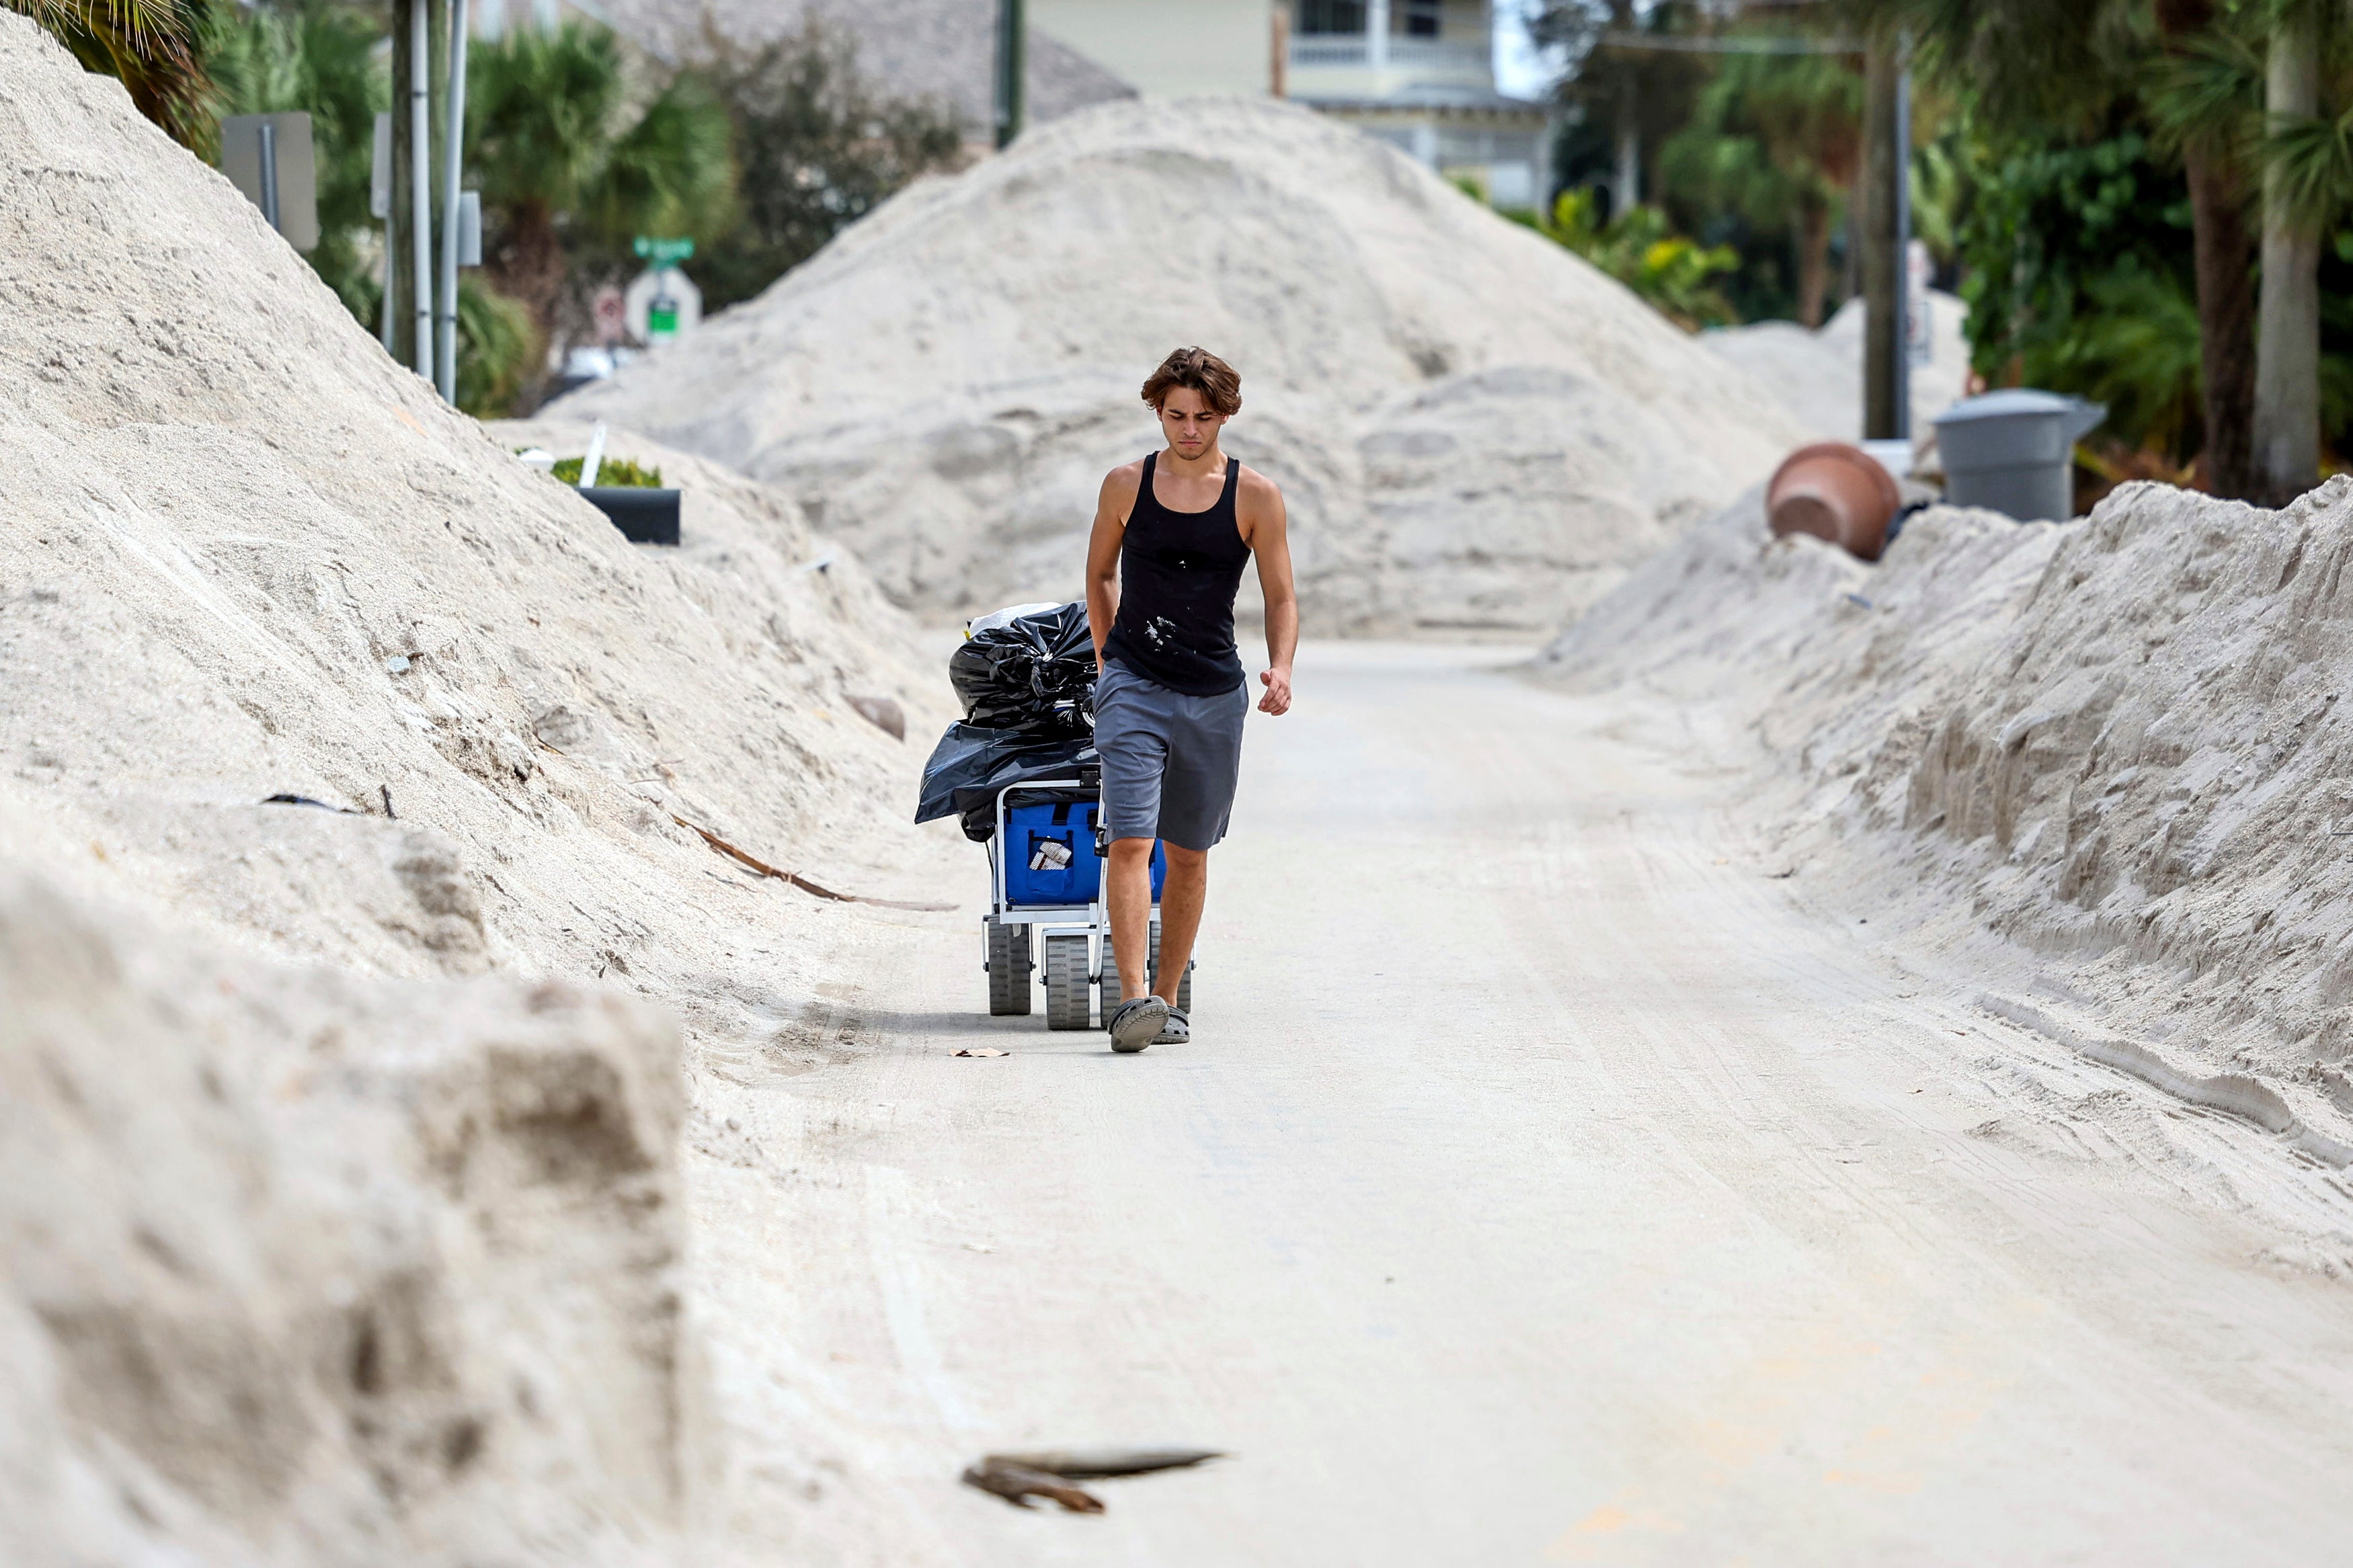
<box><xmin>633</xmin><ymin>236</ymin><xmax>695</xmax><ymax>266</ymax></box>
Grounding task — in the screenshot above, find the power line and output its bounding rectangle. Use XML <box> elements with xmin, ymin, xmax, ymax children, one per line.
<box><xmin>1595</xmin><ymin>31</ymin><xmax>1861</xmax><ymax>54</ymax></box>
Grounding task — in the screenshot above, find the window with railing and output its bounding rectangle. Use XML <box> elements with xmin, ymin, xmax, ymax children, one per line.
<box><xmin>1289</xmin><ymin>0</ymin><xmax>1489</xmax><ymax>75</ymax></box>
<box><xmin>1297</xmin><ymin>0</ymin><xmax>1447</xmax><ymax>35</ymax></box>
<box><xmin>1298</xmin><ymin>0</ymin><xmax>1366</xmax><ymax>34</ymax></box>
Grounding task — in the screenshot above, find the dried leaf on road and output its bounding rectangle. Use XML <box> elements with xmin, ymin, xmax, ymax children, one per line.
<box><xmin>961</xmin><ymin>1459</ymin><xmax>1103</xmax><ymax>1513</ymax></box>
<box><xmin>961</xmin><ymin>1446</ymin><xmax>1225</xmax><ymax>1512</ymax></box>
<box><xmin>988</xmin><ymin>1447</ymin><xmax>1225</xmax><ymax>1480</ymax></box>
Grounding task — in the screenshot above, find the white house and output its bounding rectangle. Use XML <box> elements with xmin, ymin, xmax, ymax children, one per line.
<box><xmin>1033</xmin><ymin>0</ymin><xmax>1552</xmax><ymax>207</ymax></box>
<box><xmin>1281</xmin><ymin>1</ymin><xmax>1549</xmax><ymax>206</ymax></box>
<box><xmin>1029</xmin><ymin>0</ymin><xmax>1277</xmax><ymax>99</ymax></box>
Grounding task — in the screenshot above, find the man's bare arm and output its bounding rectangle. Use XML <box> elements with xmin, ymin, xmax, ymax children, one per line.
<box><xmin>1084</xmin><ymin>464</ymin><xmax>1140</xmax><ymax>669</ymax></box>
<box><xmin>1241</xmin><ymin>471</ymin><xmax>1297</xmax><ymax>716</ymax></box>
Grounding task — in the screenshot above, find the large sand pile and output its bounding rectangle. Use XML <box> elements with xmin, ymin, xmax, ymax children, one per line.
<box><xmin>1700</xmin><ymin>289</ymin><xmax>1973</xmax><ymax>445</ymax></box>
<box><xmin>1</xmin><ymin>867</ymin><xmax>694</xmax><ymax>1568</ymax></box>
<box><xmin>0</xmin><ymin>15</ymin><xmax>951</xmax><ymax>1559</ymax></box>
<box><xmin>557</xmin><ymin>97</ymin><xmax>1808</xmax><ymax>633</ymax></box>
<box><xmin>1540</xmin><ymin>477</ymin><xmax>2353</xmax><ymax>1171</ymax></box>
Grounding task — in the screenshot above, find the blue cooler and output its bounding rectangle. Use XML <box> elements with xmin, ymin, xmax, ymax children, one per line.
<box><xmin>1002</xmin><ymin>799</ymin><xmax>1166</xmax><ymax>907</ymax></box>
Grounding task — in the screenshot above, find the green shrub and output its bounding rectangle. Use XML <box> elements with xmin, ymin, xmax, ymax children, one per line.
<box><xmin>545</xmin><ymin>454</ymin><xmax>664</xmax><ymax>487</ymax></box>
<box><xmin>454</xmin><ymin>279</ymin><xmax>539</xmax><ymax>417</ymax></box>
<box><xmin>1532</xmin><ymin>189</ymin><xmax>1740</xmax><ymax>330</ymax></box>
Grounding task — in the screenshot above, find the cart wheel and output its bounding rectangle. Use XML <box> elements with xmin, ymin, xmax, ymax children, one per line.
<box><xmin>1043</xmin><ymin>935</ymin><xmax>1092</xmax><ymax>1030</ymax></box>
<box><xmin>986</xmin><ymin>921</ymin><xmax>1032</xmax><ymax>1016</ymax></box>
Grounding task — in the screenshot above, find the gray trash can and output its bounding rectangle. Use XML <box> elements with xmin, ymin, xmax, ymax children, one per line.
<box><xmin>1932</xmin><ymin>390</ymin><xmax>2106</xmax><ymax>522</ymax></box>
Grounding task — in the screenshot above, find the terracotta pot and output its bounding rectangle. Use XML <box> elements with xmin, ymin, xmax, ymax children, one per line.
<box><xmin>1765</xmin><ymin>442</ymin><xmax>1901</xmax><ymax>563</ymax></box>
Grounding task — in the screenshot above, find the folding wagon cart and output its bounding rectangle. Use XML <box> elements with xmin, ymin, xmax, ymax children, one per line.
<box><xmin>914</xmin><ymin>600</ymin><xmax>1196</xmax><ymax>1033</ymax></box>
<box><xmin>982</xmin><ymin>774</ymin><xmax>1193</xmax><ymax>1030</ymax></box>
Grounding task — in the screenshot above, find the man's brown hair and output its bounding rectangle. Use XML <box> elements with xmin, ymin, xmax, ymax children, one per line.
<box><xmin>1142</xmin><ymin>346</ymin><xmax>1242</xmax><ymax>416</ymax></box>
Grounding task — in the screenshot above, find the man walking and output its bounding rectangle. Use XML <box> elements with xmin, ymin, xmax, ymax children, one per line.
<box><xmin>1087</xmin><ymin>346</ymin><xmax>1297</xmax><ymax>1053</ymax></box>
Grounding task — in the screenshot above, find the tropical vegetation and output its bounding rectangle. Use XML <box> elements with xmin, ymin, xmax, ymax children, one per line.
<box><xmin>11</xmin><ymin>0</ymin><xmax>962</xmax><ymax>416</ymax></box>
<box><xmin>1524</xmin><ymin>188</ymin><xmax>1741</xmax><ymax>329</ymax></box>
<box><xmin>1527</xmin><ymin>0</ymin><xmax>2353</xmax><ymax>501</ymax></box>
<box><xmin>549</xmin><ymin>452</ymin><xmax>660</xmax><ymax>486</ymax></box>
<box><xmin>9</xmin><ymin>0</ymin><xmax>214</xmax><ymax>149</ymax></box>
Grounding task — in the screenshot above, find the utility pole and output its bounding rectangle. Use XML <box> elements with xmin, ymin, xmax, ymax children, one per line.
<box><xmin>407</xmin><ymin>0</ymin><xmax>436</xmax><ymax>383</ymax></box>
<box><xmin>1607</xmin><ymin>3</ymin><xmax>1636</xmax><ymax>219</ymax></box>
<box><xmin>1860</xmin><ymin>30</ymin><xmax>1907</xmax><ymax>441</ymax></box>
<box><xmin>994</xmin><ymin>0</ymin><xmax>1025</xmax><ymax>149</ymax></box>
<box><xmin>1891</xmin><ymin>46</ymin><xmax>1911</xmax><ymax>440</ymax></box>
<box><xmin>373</xmin><ymin>111</ymin><xmax>396</xmax><ymax>354</ymax></box>
<box><xmin>436</xmin><ymin>0</ymin><xmax>471</xmax><ymax>402</ymax></box>
<box><xmin>1614</xmin><ymin>91</ymin><xmax>1639</xmax><ymax>216</ymax></box>
<box><xmin>390</xmin><ymin>0</ymin><xmax>417</xmax><ymax>371</ymax></box>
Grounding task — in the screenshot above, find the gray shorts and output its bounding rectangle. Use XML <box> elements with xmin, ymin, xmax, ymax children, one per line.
<box><xmin>1094</xmin><ymin>659</ymin><xmax>1248</xmax><ymax>851</ymax></box>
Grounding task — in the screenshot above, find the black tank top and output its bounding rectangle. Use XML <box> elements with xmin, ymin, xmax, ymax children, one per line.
<box><xmin>1105</xmin><ymin>451</ymin><xmax>1252</xmax><ymax>695</ymax></box>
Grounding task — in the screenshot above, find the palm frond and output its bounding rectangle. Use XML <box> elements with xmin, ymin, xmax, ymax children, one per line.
<box><xmin>592</xmin><ymin>71</ymin><xmax>735</xmax><ymax>245</ymax></box>
<box><xmin>454</xmin><ymin>278</ymin><xmax>539</xmax><ymax>416</ymax></box>
<box><xmin>2143</xmin><ymin>27</ymin><xmax>2264</xmax><ymax>165</ymax></box>
<box><xmin>466</xmin><ymin>20</ymin><xmax>629</xmax><ymax>214</ymax></box>
<box><xmin>8</xmin><ymin>0</ymin><xmax>190</xmax><ymax>54</ymax></box>
<box><xmin>2265</xmin><ymin>105</ymin><xmax>2353</xmax><ymax>231</ymax></box>
<box><xmin>2030</xmin><ymin>263</ymin><xmax>2204</xmax><ymax>457</ymax></box>
<box><xmin>5</xmin><ymin>0</ymin><xmax>76</xmax><ymax>36</ymax></box>
<box><xmin>1844</xmin><ymin>0</ymin><xmax>2138</xmax><ymax>130</ymax></box>
<box><xmin>7</xmin><ymin>0</ymin><xmax>212</xmax><ymax>149</ymax></box>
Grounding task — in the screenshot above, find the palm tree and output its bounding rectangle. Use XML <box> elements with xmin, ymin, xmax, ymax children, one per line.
<box><xmin>2149</xmin><ymin>0</ymin><xmax>2353</xmax><ymax>502</ymax></box>
<box><xmin>8</xmin><ymin>0</ymin><xmax>212</xmax><ymax>151</ymax></box>
<box><xmin>1851</xmin><ymin>0</ymin><xmax>2300</xmax><ymax>497</ymax></box>
<box><xmin>2251</xmin><ymin>0</ymin><xmax>2329</xmax><ymax>503</ymax></box>
<box><xmin>1661</xmin><ymin>46</ymin><xmax>1863</xmax><ymax>328</ymax></box>
<box><xmin>465</xmin><ymin>21</ymin><xmax>733</xmax><ymax>359</ymax></box>
<box><xmin>2151</xmin><ymin>0</ymin><xmax>2260</xmax><ymax>499</ymax></box>
<box><xmin>467</xmin><ymin>22</ymin><xmax>633</xmax><ymax>343</ymax></box>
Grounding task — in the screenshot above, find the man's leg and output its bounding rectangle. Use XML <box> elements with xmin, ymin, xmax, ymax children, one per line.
<box><xmin>1154</xmin><ymin>843</ymin><xmax>1207</xmax><ymax>1005</ymax></box>
<box><xmin>1107</xmin><ymin>837</ymin><xmax>1156</xmax><ymax>1001</ymax></box>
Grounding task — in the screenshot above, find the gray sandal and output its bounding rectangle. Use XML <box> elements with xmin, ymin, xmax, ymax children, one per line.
<box><xmin>1105</xmin><ymin>995</ymin><xmax>1168</xmax><ymax>1053</ymax></box>
<box><xmin>1152</xmin><ymin>1007</ymin><xmax>1189</xmax><ymax>1045</ymax></box>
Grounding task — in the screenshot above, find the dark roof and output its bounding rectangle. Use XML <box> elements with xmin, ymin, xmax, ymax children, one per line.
<box><xmin>580</xmin><ymin>0</ymin><xmax>1137</xmax><ymax>132</ymax></box>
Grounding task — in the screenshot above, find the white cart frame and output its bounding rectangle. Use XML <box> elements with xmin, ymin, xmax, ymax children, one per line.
<box><xmin>981</xmin><ymin>778</ymin><xmax>1189</xmax><ymax>1028</ymax></box>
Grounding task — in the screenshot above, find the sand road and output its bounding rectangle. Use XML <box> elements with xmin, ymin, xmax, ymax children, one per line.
<box><xmin>693</xmin><ymin>643</ymin><xmax>2353</xmax><ymax>1565</ymax></box>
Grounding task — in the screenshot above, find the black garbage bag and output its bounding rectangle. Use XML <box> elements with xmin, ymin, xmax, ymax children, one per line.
<box><xmin>949</xmin><ymin>601</ymin><xmax>1097</xmax><ymax>736</ymax></box>
<box><xmin>915</xmin><ymin>723</ymin><xmax>1098</xmax><ymax>841</ymax></box>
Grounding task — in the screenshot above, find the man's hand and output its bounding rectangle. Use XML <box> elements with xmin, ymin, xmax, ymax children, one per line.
<box><xmin>1258</xmin><ymin>665</ymin><xmax>1292</xmax><ymax>716</ymax></box>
